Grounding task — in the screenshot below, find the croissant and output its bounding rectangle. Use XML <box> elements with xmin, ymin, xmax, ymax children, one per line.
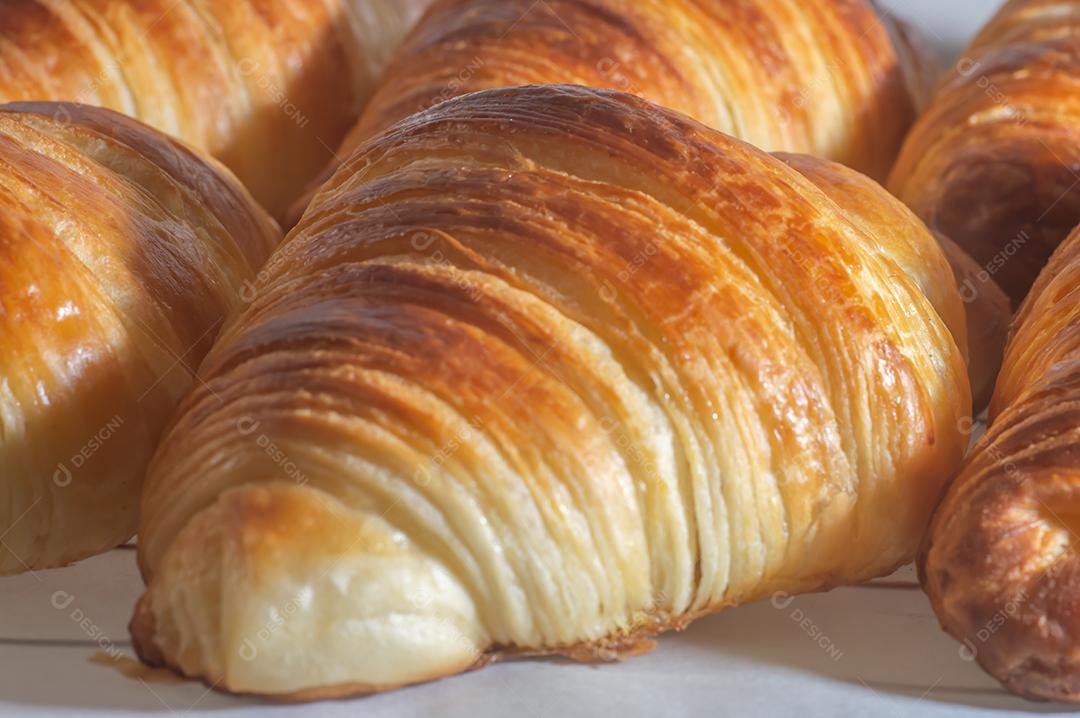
<box><xmin>921</xmin><ymin>218</ymin><xmax>1080</xmax><ymax>703</ymax></box>
<box><xmin>0</xmin><ymin>0</ymin><xmax>432</xmax><ymax>217</ymax></box>
<box><xmin>290</xmin><ymin>0</ymin><xmax>933</xmax><ymax>218</ymax></box>
<box><xmin>0</xmin><ymin>102</ymin><xmax>279</xmax><ymax>575</ymax></box>
<box><xmin>131</xmin><ymin>85</ymin><xmax>970</xmax><ymax>699</ymax></box>
<box><xmin>889</xmin><ymin>0</ymin><xmax>1080</xmax><ymax>306</ymax></box>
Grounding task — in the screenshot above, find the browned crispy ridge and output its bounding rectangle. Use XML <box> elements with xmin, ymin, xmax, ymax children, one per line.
<box><xmin>0</xmin><ymin>0</ymin><xmax>432</xmax><ymax>217</ymax></box>
<box><xmin>777</xmin><ymin>152</ymin><xmax>1008</xmax><ymax>409</ymax></box>
<box><xmin>132</xmin><ymin>85</ymin><xmax>970</xmax><ymax>700</ymax></box>
<box><xmin>282</xmin><ymin>0</ymin><xmax>1017</xmax><ymax>398</ymax></box>
<box><xmin>921</xmin><ymin>219</ymin><xmax>1080</xmax><ymax>703</ymax></box>
<box><xmin>889</xmin><ymin>0</ymin><xmax>1080</xmax><ymax>307</ymax></box>
<box><xmin>288</xmin><ymin>0</ymin><xmax>931</xmax><ymax>222</ymax></box>
<box><xmin>0</xmin><ymin>102</ymin><xmax>280</xmax><ymax>574</ymax></box>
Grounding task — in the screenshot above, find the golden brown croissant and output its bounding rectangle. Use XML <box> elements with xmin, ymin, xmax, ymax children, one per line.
<box><xmin>0</xmin><ymin>0</ymin><xmax>432</xmax><ymax>217</ymax></box>
<box><xmin>291</xmin><ymin>0</ymin><xmax>933</xmax><ymax>219</ymax></box>
<box><xmin>889</xmin><ymin>0</ymin><xmax>1080</xmax><ymax>307</ymax></box>
<box><xmin>921</xmin><ymin>218</ymin><xmax>1080</xmax><ymax>703</ymax></box>
<box><xmin>0</xmin><ymin>102</ymin><xmax>279</xmax><ymax>575</ymax></box>
<box><xmin>132</xmin><ymin>85</ymin><xmax>970</xmax><ymax>699</ymax></box>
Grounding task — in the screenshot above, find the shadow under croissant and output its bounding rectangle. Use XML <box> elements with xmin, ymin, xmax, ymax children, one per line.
<box><xmin>669</xmin><ymin>582</ymin><xmax>1076</xmax><ymax>713</ymax></box>
<box><xmin>127</xmin><ymin>573</ymin><xmax>1080</xmax><ymax>711</ymax></box>
<box><xmin>4</xmin><ymin>556</ymin><xmax>1076</xmax><ymax>712</ymax></box>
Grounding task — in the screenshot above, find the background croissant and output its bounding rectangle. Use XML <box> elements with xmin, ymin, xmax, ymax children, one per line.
<box><xmin>132</xmin><ymin>85</ymin><xmax>970</xmax><ymax>699</ymax></box>
<box><xmin>0</xmin><ymin>102</ymin><xmax>279</xmax><ymax>575</ymax></box>
<box><xmin>289</xmin><ymin>0</ymin><xmax>935</xmax><ymax>220</ymax></box>
<box><xmin>0</xmin><ymin>0</ymin><xmax>432</xmax><ymax>218</ymax></box>
<box><xmin>921</xmin><ymin>218</ymin><xmax>1080</xmax><ymax>703</ymax></box>
<box><xmin>889</xmin><ymin>0</ymin><xmax>1080</xmax><ymax>307</ymax></box>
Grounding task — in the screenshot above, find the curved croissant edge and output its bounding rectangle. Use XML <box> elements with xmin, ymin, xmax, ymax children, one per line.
<box><xmin>0</xmin><ymin>101</ymin><xmax>281</xmax><ymax>263</ymax></box>
<box><xmin>296</xmin><ymin>82</ymin><xmax>1002</xmax><ymax>406</ymax></box>
<box><xmin>127</xmin><ymin>483</ymin><xmax>883</xmax><ymax>702</ymax></box>
<box><xmin>0</xmin><ymin>0</ymin><xmax>437</xmax><ymax>219</ymax></box>
<box><xmin>131</xmin><ymin>84</ymin><xmax>972</xmax><ymax>700</ymax></box>
<box><xmin>0</xmin><ymin>101</ymin><xmax>279</xmax><ymax>575</ymax></box>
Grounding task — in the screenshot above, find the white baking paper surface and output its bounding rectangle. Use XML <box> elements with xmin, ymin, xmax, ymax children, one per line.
<box><xmin>0</xmin><ymin>2</ymin><xmax>1043</xmax><ymax>716</ymax></box>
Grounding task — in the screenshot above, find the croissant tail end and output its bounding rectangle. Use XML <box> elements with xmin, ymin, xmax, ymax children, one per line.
<box><xmin>131</xmin><ymin>482</ymin><xmax>488</xmax><ymax>699</ymax></box>
<box><xmin>922</xmin><ymin>469</ymin><xmax>1080</xmax><ymax>702</ymax></box>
